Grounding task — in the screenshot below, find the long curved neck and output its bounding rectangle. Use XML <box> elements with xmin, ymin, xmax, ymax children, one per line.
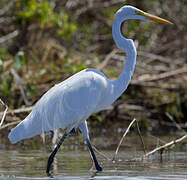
<box><xmin>111</xmin><ymin>13</ymin><xmax>137</xmax><ymax>101</ymax></box>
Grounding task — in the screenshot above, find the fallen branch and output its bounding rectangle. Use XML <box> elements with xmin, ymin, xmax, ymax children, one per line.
<box><xmin>138</xmin><ymin>67</ymin><xmax>187</xmax><ymax>82</ymax></box>
<box><xmin>0</xmin><ymin>0</ymin><xmax>16</xmax><ymax>15</ymax></box>
<box><xmin>0</xmin><ymin>98</ymin><xmax>8</xmax><ymax>127</ymax></box>
<box><xmin>0</xmin><ymin>30</ymin><xmax>19</xmax><ymax>44</ymax></box>
<box><xmin>155</xmin><ymin>39</ymin><xmax>181</xmax><ymax>54</ymax></box>
<box><xmin>97</xmin><ymin>49</ymin><xmax>118</xmax><ymax>70</ymax></box>
<box><xmin>113</xmin><ymin>118</ymin><xmax>136</xmax><ymax>160</ymax></box>
<box><xmin>10</xmin><ymin>68</ymin><xmax>31</xmax><ymax>106</ymax></box>
<box><xmin>142</xmin><ymin>134</ymin><xmax>187</xmax><ymax>159</ymax></box>
<box><xmin>0</xmin><ymin>106</ymin><xmax>32</xmax><ymax>119</ymax></box>
<box><xmin>0</xmin><ymin>17</ymin><xmax>14</xmax><ymax>24</ymax></box>
<box><xmin>0</xmin><ymin>120</ymin><xmax>21</xmax><ymax>130</ymax></box>
<box><xmin>74</xmin><ymin>0</ymin><xmax>124</xmax><ymax>18</ymax></box>
<box><xmin>131</xmin><ymin>80</ymin><xmax>187</xmax><ymax>90</ymax></box>
<box><xmin>138</xmin><ymin>51</ymin><xmax>171</xmax><ymax>63</ymax></box>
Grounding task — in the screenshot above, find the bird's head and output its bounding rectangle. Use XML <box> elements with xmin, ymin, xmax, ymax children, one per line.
<box><xmin>115</xmin><ymin>5</ymin><xmax>173</xmax><ymax>25</ymax></box>
<box><xmin>113</xmin><ymin>5</ymin><xmax>173</xmax><ymax>50</ymax></box>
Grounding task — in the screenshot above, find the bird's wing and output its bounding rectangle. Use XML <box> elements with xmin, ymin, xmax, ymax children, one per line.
<box><xmin>8</xmin><ymin>69</ymin><xmax>108</xmax><ymax>142</ymax></box>
<box><xmin>62</xmin><ymin>71</ymin><xmax>105</xmax><ymax>122</ymax></box>
<box><xmin>33</xmin><ymin>70</ymin><xmax>107</xmax><ymax>130</ymax></box>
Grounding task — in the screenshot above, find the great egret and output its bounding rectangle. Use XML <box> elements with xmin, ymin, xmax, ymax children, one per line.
<box><xmin>8</xmin><ymin>5</ymin><xmax>172</xmax><ymax>176</ymax></box>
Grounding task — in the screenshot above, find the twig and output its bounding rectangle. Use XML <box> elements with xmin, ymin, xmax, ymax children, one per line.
<box><xmin>155</xmin><ymin>39</ymin><xmax>181</xmax><ymax>54</ymax></box>
<box><xmin>0</xmin><ymin>99</ymin><xmax>8</xmax><ymax>127</ymax></box>
<box><xmin>10</xmin><ymin>68</ymin><xmax>31</xmax><ymax>106</ymax></box>
<box><xmin>0</xmin><ymin>106</ymin><xmax>32</xmax><ymax>119</ymax></box>
<box><xmin>75</xmin><ymin>0</ymin><xmax>124</xmax><ymax>18</ymax></box>
<box><xmin>138</xmin><ymin>67</ymin><xmax>187</xmax><ymax>82</ymax></box>
<box><xmin>93</xmin><ymin>145</ymin><xmax>111</xmax><ymax>161</ymax></box>
<box><xmin>148</xmin><ymin>134</ymin><xmax>167</xmax><ymax>144</ymax></box>
<box><xmin>0</xmin><ymin>30</ymin><xmax>19</xmax><ymax>44</ymax></box>
<box><xmin>41</xmin><ymin>43</ymin><xmax>51</xmax><ymax>62</ymax></box>
<box><xmin>131</xmin><ymin>80</ymin><xmax>187</xmax><ymax>90</ymax></box>
<box><xmin>166</xmin><ymin>112</ymin><xmax>186</xmax><ymax>133</ymax></box>
<box><xmin>0</xmin><ymin>17</ymin><xmax>14</xmax><ymax>24</ymax></box>
<box><xmin>136</xmin><ymin>120</ymin><xmax>146</xmax><ymax>154</ymax></box>
<box><xmin>0</xmin><ymin>0</ymin><xmax>16</xmax><ymax>15</ymax></box>
<box><xmin>138</xmin><ymin>51</ymin><xmax>171</xmax><ymax>63</ymax></box>
<box><xmin>102</xmin><ymin>0</ymin><xmax>125</xmax><ymax>8</ymax></box>
<box><xmin>142</xmin><ymin>134</ymin><xmax>187</xmax><ymax>159</ymax></box>
<box><xmin>113</xmin><ymin>118</ymin><xmax>136</xmax><ymax>160</ymax></box>
<box><xmin>97</xmin><ymin>49</ymin><xmax>118</xmax><ymax>70</ymax></box>
<box><xmin>0</xmin><ymin>120</ymin><xmax>21</xmax><ymax>130</ymax></box>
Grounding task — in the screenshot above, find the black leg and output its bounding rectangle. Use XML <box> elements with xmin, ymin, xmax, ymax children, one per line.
<box><xmin>46</xmin><ymin>132</ymin><xmax>68</xmax><ymax>177</ymax></box>
<box><xmin>86</xmin><ymin>138</ymin><xmax>102</xmax><ymax>171</ymax></box>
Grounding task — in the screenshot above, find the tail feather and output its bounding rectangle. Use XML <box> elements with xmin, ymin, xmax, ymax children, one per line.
<box><xmin>8</xmin><ymin>122</ymin><xmax>25</xmax><ymax>144</ymax></box>
<box><xmin>8</xmin><ymin>111</ymin><xmax>42</xmax><ymax>144</ymax></box>
<box><xmin>8</xmin><ymin>104</ymin><xmax>70</xmax><ymax>144</ymax></box>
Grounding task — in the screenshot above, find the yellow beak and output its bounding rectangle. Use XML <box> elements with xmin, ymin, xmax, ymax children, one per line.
<box><xmin>136</xmin><ymin>10</ymin><xmax>173</xmax><ymax>25</ymax></box>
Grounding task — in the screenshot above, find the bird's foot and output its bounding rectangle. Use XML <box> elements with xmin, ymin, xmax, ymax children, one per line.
<box><xmin>46</xmin><ymin>171</ymin><xmax>53</xmax><ymax>178</ymax></box>
<box><xmin>96</xmin><ymin>164</ymin><xmax>102</xmax><ymax>172</ymax></box>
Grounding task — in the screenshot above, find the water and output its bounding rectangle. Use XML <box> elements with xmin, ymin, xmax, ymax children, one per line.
<box><xmin>0</xmin><ymin>132</ymin><xmax>187</xmax><ymax>180</ymax></box>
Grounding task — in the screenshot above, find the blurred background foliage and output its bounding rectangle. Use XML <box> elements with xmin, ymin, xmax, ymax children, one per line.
<box><xmin>0</xmin><ymin>0</ymin><xmax>186</xmax><ymax>134</ymax></box>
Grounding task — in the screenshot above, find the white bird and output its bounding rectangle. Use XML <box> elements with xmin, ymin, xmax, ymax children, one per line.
<box><xmin>8</xmin><ymin>5</ymin><xmax>172</xmax><ymax>176</ymax></box>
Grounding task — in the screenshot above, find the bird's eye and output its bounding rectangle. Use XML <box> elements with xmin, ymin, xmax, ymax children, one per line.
<box><xmin>135</xmin><ymin>10</ymin><xmax>144</xmax><ymax>16</ymax></box>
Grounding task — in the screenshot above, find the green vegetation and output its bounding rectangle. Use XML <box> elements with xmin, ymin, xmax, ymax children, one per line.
<box><xmin>16</xmin><ymin>0</ymin><xmax>77</xmax><ymax>37</ymax></box>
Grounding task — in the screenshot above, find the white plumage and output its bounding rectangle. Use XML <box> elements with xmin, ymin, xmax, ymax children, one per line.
<box><xmin>8</xmin><ymin>68</ymin><xmax>111</xmax><ymax>143</ymax></box>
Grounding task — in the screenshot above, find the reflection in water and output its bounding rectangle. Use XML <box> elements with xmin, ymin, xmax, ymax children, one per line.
<box><xmin>0</xmin><ymin>132</ymin><xmax>187</xmax><ymax>179</ymax></box>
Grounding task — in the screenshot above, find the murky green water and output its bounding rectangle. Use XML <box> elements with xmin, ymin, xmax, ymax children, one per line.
<box><xmin>0</xmin><ymin>131</ymin><xmax>187</xmax><ymax>180</ymax></box>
